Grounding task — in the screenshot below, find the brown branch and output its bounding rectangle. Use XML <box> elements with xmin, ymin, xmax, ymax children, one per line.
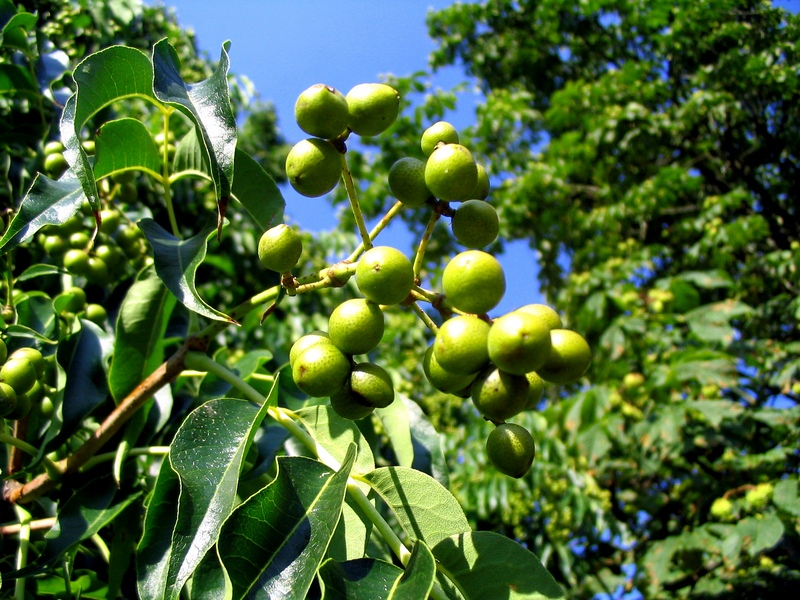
<box><xmin>3</xmin><ymin>337</ymin><xmax>206</xmax><ymax>505</ymax></box>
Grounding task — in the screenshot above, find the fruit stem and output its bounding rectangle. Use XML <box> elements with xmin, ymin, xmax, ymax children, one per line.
<box><xmin>13</xmin><ymin>505</ymin><xmax>31</xmax><ymax>600</ymax></box>
<box><xmin>339</xmin><ymin>152</ymin><xmax>373</xmax><ymax>251</ymax></box>
<box><xmin>80</xmin><ymin>445</ymin><xmax>170</xmax><ymax>472</ymax></box>
<box><xmin>412</xmin><ymin>210</ymin><xmax>441</xmax><ymax>278</ymax></box>
<box><xmin>160</xmin><ymin>110</ymin><xmax>180</xmax><ymax>238</ymax></box>
<box><xmin>409</xmin><ymin>302</ymin><xmax>439</xmax><ymax>334</ymax></box>
<box><xmin>0</xmin><ymin>432</ymin><xmax>62</xmax><ymax>480</ymax></box>
<box><xmin>345</xmin><ymin>200</ymin><xmax>405</xmax><ymax>264</ymax></box>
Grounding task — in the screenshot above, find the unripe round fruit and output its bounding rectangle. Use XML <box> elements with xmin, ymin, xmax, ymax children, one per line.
<box><xmin>346</xmin><ymin>83</ymin><xmax>400</xmax><ymax>137</ymax></box>
<box><xmin>0</xmin><ymin>337</ymin><xmax>6</xmax><ymax>364</ymax></box>
<box><xmin>451</xmin><ymin>200</ymin><xmax>499</xmax><ymax>248</ymax></box>
<box><xmin>710</xmin><ymin>497</ymin><xmax>733</xmax><ymax>520</ymax></box>
<box><xmin>470</xmin><ymin>366</ymin><xmax>530</xmax><ymax>422</ymax></box>
<box><xmin>487</xmin><ymin>311</ymin><xmax>552</xmax><ymax>375</ymax></box>
<box><xmin>524</xmin><ymin>371</ymin><xmax>545</xmax><ymax>410</ymax></box>
<box><xmin>421</xmin><ymin>121</ymin><xmax>459</xmax><ymax>157</ymax></box>
<box><xmin>286</xmin><ymin>138</ymin><xmax>342</xmax><ymax>198</ymax></box>
<box><xmin>294</xmin><ymin>84</ymin><xmax>350</xmax><ymax>140</ymax></box>
<box><xmin>68</xmin><ymin>231</ymin><xmax>91</xmax><ymax>249</ymax></box>
<box><xmin>328</xmin><ymin>298</ymin><xmax>384</xmax><ymax>355</ymax></box>
<box><xmin>0</xmin><ymin>382</ymin><xmax>17</xmax><ymax>418</ymax></box>
<box><xmin>119</xmin><ymin>182</ymin><xmax>138</xmax><ymax>203</ymax></box>
<box><xmin>745</xmin><ymin>483</ymin><xmax>773</xmax><ymax>509</ymax></box>
<box><xmin>63</xmin><ymin>248</ymin><xmax>91</xmax><ymax>276</ymax></box>
<box><xmin>44</xmin><ymin>152</ymin><xmax>68</xmax><ymax>178</ymax></box>
<box><xmin>60</xmin><ymin>286</ymin><xmax>87</xmax><ymax>313</ymax></box>
<box><xmin>5</xmin><ymin>390</ymin><xmax>31</xmax><ymax>420</ymax></box>
<box><xmin>258</xmin><ymin>224</ymin><xmax>303</xmax><ymax>272</ymax></box>
<box><xmin>356</xmin><ymin>246</ymin><xmax>414</xmax><ymax>305</ymax></box>
<box><xmin>44</xmin><ymin>140</ymin><xmax>65</xmax><ymax>155</ymax></box>
<box><xmin>623</xmin><ymin>372</ymin><xmax>646</xmax><ymax>390</ymax></box>
<box><xmin>84</xmin><ymin>303</ymin><xmax>108</xmax><ymax>326</ymax></box>
<box><xmin>423</xmin><ymin>345</ymin><xmax>478</xmax><ymax>394</ymax></box>
<box><xmin>43</xmin><ymin>235</ymin><xmax>69</xmax><ymax>256</ymax></box>
<box><xmin>292</xmin><ymin>343</ymin><xmax>351</xmax><ymax>398</ymax></box>
<box><xmin>116</xmin><ymin>225</ymin><xmax>143</xmax><ymax>251</ymax></box>
<box><xmin>538</xmin><ymin>329</ymin><xmax>592</xmax><ymax>384</ymax></box>
<box><xmin>81</xmin><ymin>140</ymin><xmax>95</xmax><ymax>155</ymax></box>
<box><xmin>442</xmin><ymin>250</ymin><xmax>506</xmax><ymax>315</ymax></box>
<box><xmin>347</xmin><ymin>362</ymin><xmax>395</xmax><ymax>409</ymax></box>
<box><xmin>433</xmin><ymin>315</ymin><xmax>490</xmax><ymax>375</ymax></box>
<box><xmin>471</xmin><ymin>163</ymin><xmax>490</xmax><ymax>200</ymax></box>
<box><xmin>99</xmin><ymin>209</ymin><xmax>122</xmax><ymax>234</ymax></box>
<box><xmin>94</xmin><ymin>244</ymin><xmax>125</xmax><ymax>271</ymax></box>
<box><xmin>388</xmin><ymin>157</ymin><xmax>432</xmax><ymax>208</ymax></box>
<box><xmin>86</xmin><ymin>256</ymin><xmax>110</xmax><ymax>284</ymax></box>
<box><xmin>424</xmin><ymin>143</ymin><xmax>478</xmax><ymax>201</ymax></box>
<box><xmin>289</xmin><ymin>331</ymin><xmax>333</xmax><ymax>367</ymax></box>
<box><xmin>514</xmin><ymin>304</ymin><xmax>563</xmax><ymax>331</ymax></box>
<box><xmin>330</xmin><ymin>387</ymin><xmax>375</xmax><ymax>421</ymax></box>
<box><xmin>10</xmin><ymin>347</ymin><xmax>45</xmax><ymax>378</ymax></box>
<box><xmin>486</xmin><ymin>423</ymin><xmax>536</xmax><ymax>478</ymax></box>
<box><xmin>0</xmin><ymin>357</ymin><xmax>37</xmax><ymax>395</ymax></box>
<box><xmin>60</xmin><ymin>214</ymin><xmax>85</xmax><ymax>235</ymax></box>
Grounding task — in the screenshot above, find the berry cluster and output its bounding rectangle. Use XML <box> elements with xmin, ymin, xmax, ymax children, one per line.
<box><xmin>0</xmin><ymin>338</ymin><xmax>49</xmax><ymax>421</ymax></box>
<box><xmin>263</xmin><ymin>83</ymin><xmax>592</xmax><ymax>478</ymax></box>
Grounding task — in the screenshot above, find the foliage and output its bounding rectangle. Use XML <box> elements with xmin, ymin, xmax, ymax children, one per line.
<box><xmin>0</xmin><ymin>1</ymin><xmax>568</xmax><ymax>599</ymax></box>
<box><xmin>336</xmin><ymin>0</ymin><xmax>800</xmax><ymax>597</ymax></box>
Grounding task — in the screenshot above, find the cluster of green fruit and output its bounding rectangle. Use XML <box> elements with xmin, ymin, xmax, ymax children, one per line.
<box><xmin>38</xmin><ymin>205</ymin><xmax>150</xmax><ymax>284</ymax></box>
<box><xmin>0</xmin><ymin>338</ymin><xmax>49</xmax><ymax>420</ymax></box>
<box><xmin>286</xmin><ymin>82</ymin><xmax>401</xmax><ymax>198</ymax></box>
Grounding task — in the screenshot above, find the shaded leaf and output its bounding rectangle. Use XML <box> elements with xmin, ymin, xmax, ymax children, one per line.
<box><xmin>94</xmin><ymin>118</ymin><xmax>162</xmax><ymax>180</ymax></box>
<box><xmin>774</xmin><ymin>478</ymin><xmax>800</xmax><ymax>517</ymax></box>
<box><xmin>294</xmin><ymin>404</ymin><xmax>375</xmax><ymax>476</ymax></box>
<box><xmin>376</xmin><ymin>394</ymin><xmax>415</xmax><ymax>468</ymax></box>
<box><xmin>217</xmin><ymin>445</ymin><xmax>357</xmax><ymax>600</ymax></box>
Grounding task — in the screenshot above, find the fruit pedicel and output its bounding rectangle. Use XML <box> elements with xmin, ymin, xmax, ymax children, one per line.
<box><xmin>258</xmin><ymin>83</ymin><xmax>592</xmax><ymax>478</ymax></box>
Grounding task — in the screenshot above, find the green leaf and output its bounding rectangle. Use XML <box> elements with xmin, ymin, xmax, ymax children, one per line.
<box><xmin>294</xmin><ymin>404</ymin><xmax>376</xmax><ymax>476</ymax></box>
<box><xmin>364</xmin><ymin>467</ymin><xmax>470</xmax><ymax>549</ymax></box>
<box><xmin>319</xmin><ymin>540</ymin><xmax>436</xmax><ymax>600</ymax></box>
<box><xmin>7</xmin><ymin>474</ymin><xmax>141</xmax><ymax>579</ymax></box>
<box><xmin>376</xmin><ymin>393</ymin><xmax>415</xmax><ymax>468</ymax></box>
<box><xmin>404</xmin><ymin>395</ymin><xmax>450</xmax><ymax>488</ymax></box>
<box><xmin>433</xmin><ymin>531</ymin><xmax>566</xmax><ymax>600</ymax></box>
<box><xmin>139</xmin><ymin>218</ymin><xmax>235</xmax><ymax>323</ymax></box>
<box><xmin>0</xmin><ymin>1</ymin><xmax>36</xmax><ymax>50</ymax></box>
<box><xmin>152</xmin><ymin>39</ymin><xmax>236</xmax><ymax>228</ymax></box>
<box><xmin>774</xmin><ymin>478</ymin><xmax>800</xmax><ymax>517</ymax></box>
<box><xmin>231</xmin><ymin>148</ymin><xmax>285</xmax><ymax>231</ymax></box>
<box><xmin>677</xmin><ymin>270</ymin><xmax>733</xmax><ymax>290</ymax></box>
<box><xmin>93</xmin><ymin>118</ymin><xmax>162</xmax><ymax>180</ymax></box>
<box><xmin>685</xmin><ymin>300</ymin><xmax>753</xmax><ymax>344</ymax></box>
<box><xmin>0</xmin><ymin>63</ymin><xmax>38</xmax><ymax>96</ymax></box>
<box><xmin>327</xmin><ymin>493</ymin><xmax>375</xmax><ymax>563</ymax></box>
<box><xmin>108</xmin><ymin>265</ymin><xmax>176</xmax><ymax>401</ymax></box>
<box><xmin>0</xmin><ymin>173</ymin><xmax>85</xmax><ymax>254</ymax></box>
<box><xmin>217</xmin><ymin>445</ymin><xmax>357</xmax><ymax>599</ymax></box>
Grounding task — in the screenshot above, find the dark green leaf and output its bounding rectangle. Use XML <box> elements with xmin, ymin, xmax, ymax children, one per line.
<box><xmin>94</xmin><ymin>118</ymin><xmax>162</xmax><ymax>180</ymax></box>
<box><xmin>376</xmin><ymin>394</ymin><xmax>415</xmax><ymax>468</ymax></box>
<box><xmin>433</xmin><ymin>531</ymin><xmax>565</xmax><ymax>600</ymax></box>
<box><xmin>231</xmin><ymin>148</ymin><xmax>285</xmax><ymax>231</ymax></box>
<box><xmin>218</xmin><ymin>445</ymin><xmax>357</xmax><ymax>600</ymax></box>
<box><xmin>404</xmin><ymin>395</ymin><xmax>450</xmax><ymax>488</ymax></box>
<box><xmin>138</xmin><ymin>218</ymin><xmax>235</xmax><ymax>323</ymax></box>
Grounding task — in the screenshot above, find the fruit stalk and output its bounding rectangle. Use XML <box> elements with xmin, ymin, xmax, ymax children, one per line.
<box><xmin>339</xmin><ymin>152</ymin><xmax>373</xmax><ymax>251</ymax></box>
<box><xmin>412</xmin><ymin>209</ymin><xmax>441</xmax><ymax>278</ymax></box>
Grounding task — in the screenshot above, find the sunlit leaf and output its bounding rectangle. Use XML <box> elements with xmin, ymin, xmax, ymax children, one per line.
<box><xmin>94</xmin><ymin>118</ymin><xmax>162</xmax><ymax>180</ymax></box>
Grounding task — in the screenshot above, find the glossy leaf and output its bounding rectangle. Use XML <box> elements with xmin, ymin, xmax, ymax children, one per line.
<box><xmin>294</xmin><ymin>404</ymin><xmax>375</xmax><ymax>476</ymax></box>
<box><xmin>364</xmin><ymin>467</ymin><xmax>470</xmax><ymax>549</ymax></box>
<box><xmin>138</xmin><ymin>218</ymin><xmax>235</xmax><ymax>323</ymax></box>
<box><xmin>404</xmin><ymin>395</ymin><xmax>450</xmax><ymax>488</ymax></box>
<box><xmin>231</xmin><ymin>148</ymin><xmax>285</xmax><ymax>231</ymax></box>
<box><xmin>217</xmin><ymin>445</ymin><xmax>357</xmax><ymax>599</ymax></box>
<box><xmin>152</xmin><ymin>38</ymin><xmax>236</xmax><ymax>231</ymax></box>
<box><xmin>94</xmin><ymin>118</ymin><xmax>162</xmax><ymax>180</ymax></box>
<box><xmin>433</xmin><ymin>531</ymin><xmax>565</xmax><ymax>600</ymax></box>
<box><xmin>0</xmin><ymin>172</ymin><xmax>84</xmax><ymax>253</ymax></box>
<box><xmin>319</xmin><ymin>540</ymin><xmax>436</xmax><ymax>600</ymax></box>
<box><xmin>376</xmin><ymin>393</ymin><xmax>414</xmax><ymax>468</ymax></box>
<box><xmin>108</xmin><ymin>264</ymin><xmax>176</xmax><ymax>401</ymax></box>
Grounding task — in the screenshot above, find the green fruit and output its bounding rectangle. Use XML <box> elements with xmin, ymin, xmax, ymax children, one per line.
<box><xmin>451</xmin><ymin>200</ymin><xmax>499</xmax><ymax>248</ymax></box>
<box><xmin>289</xmin><ymin>331</ymin><xmax>333</xmax><ymax>367</ymax></box>
<box><xmin>345</xmin><ymin>83</ymin><xmax>400</xmax><ymax>137</ymax></box>
<box><xmin>424</xmin><ymin>143</ymin><xmax>478</xmax><ymax>201</ymax></box>
<box><xmin>69</xmin><ymin>231</ymin><xmax>91</xmax><ymax>249</ymax></box>
<box><xmin>538</xmin><ymin>329</ymin><xmax>592</xmax><ymax>384</ymax></box>
<box><xmin>94</xmin><ymin>244</ymin><xmax>125</xmax><ymax>271</ymax></box>
<box><xmin>60</xmin><ymin>286</ymin><xmax>87</xmax><ymax>313</ymax></box>
<box><xmin>423</xmin><ymin>345</ymin><xmax>478</xmax><ymax>394</ymax></box>
<box><xmin>524</xmin><ymin>371</ymin><xmax>545</xmax><ymax>410</ymax></box>
<box><xmin>119</xmin><ymin>182</ymin><xmax>138</xmax><ymax>203</ymax></box>
<box><xmin>433</xmin><ymin>315</ymin><xmax>490</xmax><ymax>375</ymax></box>
<box><xmin>329</xmin><ymin>298</ymin><xmax>384</xmax><ymax>355</ymax></box>
<box><xmin>294</xmin><ymin>84</ymin><xmax>350</xmax><ymax>140</ymax></box>
<box><xmin>81</xmin><ymin>140</ymin><xmax>95</xmax><ymax>154</ymax></box>
<box><xmin>514</xmin><ymin>304</ymin><xmax>563</xmax><ymax>331</ymax></box>
<box><xmin>154</xmin><ymin>130</ymin><xmax>176</xmax><ymax>145</ymax></box>
<box><xmin>0</xmin><ymin>337</ymin><xmax>6</xmax><ymax>364</ymax></box>
<box><xmin>470</xmin><ymin>366</ymin><xmax>530</xmax><ymax>422</ymax></box>
<box><xmin>0</xmin><ymin>357</ymin><xmax>37</xmax><ymax>395</ymax></box>
<box><xmin>471</xmin><ymin>163</ymin><xmax>490</xmax><ymax>199</ymax></box>
<box><xmin>286</xmin><ymin>138</ymin><xmax>342</xmax><ymax>198</ymax></box>
<box><xmin>347</xmin><ymin>362</ymin><xmax>395</xmax><ymax>408</ymax></box>
<box><xmin>486</xmin><ymin>423</ymin><xmax>536</xmax><ymax>478</ymax></box>
<box><xmin>5</xmin><ymin>390</ymin><xmax>31</xmax><ymax>420</ymax></box>
<box><xmin>421</xmin><ymin>121</ymin><xmax>459</xmax><ymax>157</ymax></box>
<box><xmin>487</xmin><ymin>311</ymin><xmax>552</xmax><ymax>375</ymax></box>
<box><xmin>111</xmin><ymin>169</ymin><xmax>136</xmax><ymax>184</ymax></box>
<box><xmin>292</xmin><ymin>343</ymin><xmax>351</xmax><ymax>398</ymax></box>
<box><xmin>60</xmin><ymin>214</ymin><xmax>85</xmax><ymax>235</ymax></box>
<box><xmin>442</xmin><ymin>250</ymin><xmax>506</xmax><ymax>315</ymax></box>
<box><xmin>0</xmin><ymin>382</ymin><xmax>16</xmax><ymax>417</ymax></box>
<box><xmin>745</xmin><ymin>483</ymin><xmax>773</xmax><ymax>509</ymax></box>
<box><xmin>44</xmin><ymin>152</ymin><xmax>69</xmax><ymax>178</ymax></box>
<box><xmin>85</xmin><ymin>256</ymin><xmax>110</xmax><ymax>284</ymax></box>
<box><xmin>63</xmin><ymin>249</ymin><xmax>91</xmax><ymax>276</ymax></box>
<box><xmin>43</xmin><ymin>234</ymin><xmax>69</xmax><ymax>256</ymax></box>
<box><xmin>10</xmin><ymin>347</ymin><xmax>45</xmax><ymax>378</ymax></box>
<box><xmin>116</xmin><ymin>225</ymin><xmax>143</xmax><ymax>251</ymax></box>
<box><xmin>44</xmin><ymin>140</ymin><xmax>65</xmax><ymax>155</ymax></box>
<box><xmin>329</xmin><ymin>386</ymin><xmax>375</xmax><ymax>421</ymax></box>
<box><xmin>99</xmin><ymin>209</ymin><xmax>122</xmax><ymax>234</ymax></box>
<box><xmin>388</xmin><ymin>157</ymin><xmax>432</xmax><ymax>208</ymax></box>
<box><xmin>258</xmin><ymin>224</ymin><xmax>303</xmax><ymax>272</ymax></box>
<box><xmin>356</xmin><ymin>246</ymin><xmax>414</xmax><ymax>305</ymax></box>
<box><xmin>710</xmin><ymin>497</ymin><xmax>733</xmax><ymax>520</ymax></box>
<box><xmin>84</xmin><ymin>303</ymin><xmax>108</xmax><ymax>326</ymax></box>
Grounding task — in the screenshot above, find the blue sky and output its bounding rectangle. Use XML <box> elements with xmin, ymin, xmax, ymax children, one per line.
<box><xmin>153</xmin><ymin>0</ymin><xmax>546</xmax><ymax>313</ymax></box>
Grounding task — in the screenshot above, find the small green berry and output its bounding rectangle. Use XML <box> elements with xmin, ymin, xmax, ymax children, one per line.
<box><xmin>388</xmin><ymin>157</ymin><xmax>432</xmax><ymax>208</ymax></box>
<box><xmin>442</xmin><ymin>250</ymin><xmax>506</xmax><ymax>315</ymax></box>
<box><xmin>470</xmin><ymin>366</ymin><xmax>530</xmax><ymax>422</ymax></box>
<box><xmin>486</xmin><ymin>423</ymin><xmax>536</xmax><ymax>478</ymax></box>
<box><xmin>289</xmin><ymin>331</ymin><xmax>333</xmax><ymax>368</ymax></box>
<box><xmin>514</xmin><ymin>304</ymin><xmax>563</xmax><ymax>331</ymax></box>
<box><xmin>258</xmin><ymin>224</ymin><xmax>303</xmax><ymax>272</ymax></box>
<box><xmin>328</xmin><ymin>298</ymin><xmax>384</xmax><ymax>355</ymax></box>
<box><xmin>451</xmin><ymin>200</ymin><xmax>499</xmax><ymax>248</ymax></box>
<box><xmin>423</xmin><ymin>345</ymin><xmax>478</xmax><ymax>395</ymax></box>
<box><xmin>537</xmin><ymin>329</ymin><xmax>592</xmax><ymax>384</ymax></box>
<box><xmin>433</xmin><ymin>315</ymin><xmax>490</xmax><ymax>375</ymax></box>
<box><xmin>421</xmin><ymin>121</ymin><xmax>459</xmax><ymax>157</ymax></box>
<box><xmin>292</xmin><ymin>343</ymin><xmax>351</xmax><ymax>398</ymax></box>
<box><xmin>471</xmin><ymin>163</ymin><xmax>490</xmax><ymax>199</ymax></box>
<box><xmin>0</xmin><ymin>382</ymin><xmax>16</xmax><ymax>418</ymax></box>
<box><xmin>524</xmin><ymin>371</ymin><xmax>545</xmax><ymax>410</ymax></box>
<box><xmin>295</xmin><ymin>84</ymin><xmax>350</xmax><ymax>140</ymax></box>
<box><xmin>356</xmin><ymin>246</ymin><xmax>414</xmax><ymax>305</ymax></box>
<box><xmin>0</xmin><ymin>357</ymin><xmax>38</xmax><ymax>395</ymax></box>
<box><xmin>345</xmin><ymin>83</ymin><xmax>400</xmax><ymax>137</ymax></box>
<box><xmin>286</xmin><ymin>138</ymin><xmax>342</xmax><ymax>198</ymax></box>
<box><xmin>9</xmin><ymin>347</ymin><xmax>45</xmax><ymax>378</ymax></box>
<box><xmin>487</xmin><ymin>311</ymin><xmax>552</xmax><ymax>375</ymax></box>
<box><xmin>424</xmin><ymin>143</ymin><xmax>478</xmax><ymax>201</ymax></box>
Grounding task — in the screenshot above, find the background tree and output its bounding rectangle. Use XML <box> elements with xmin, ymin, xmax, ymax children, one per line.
<box><xmin>346</xmin><ymin>0</ymin><xmax>800</xmax><ymax>597</ymax></box>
